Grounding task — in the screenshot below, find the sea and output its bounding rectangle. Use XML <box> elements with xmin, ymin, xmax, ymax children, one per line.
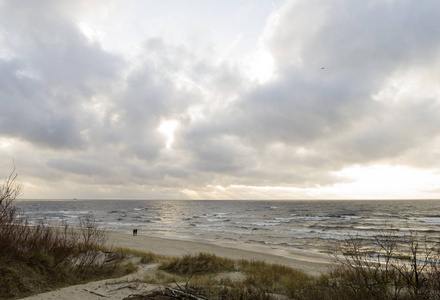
<box><xmin>14</xmin><ymin>199</ymin><xmax>440</xmax><ymax>255</ymax></box>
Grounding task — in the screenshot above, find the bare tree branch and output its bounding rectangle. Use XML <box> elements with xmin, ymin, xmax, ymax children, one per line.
<box><xmin>0</xmin><ymin>162</ymin><xmax>23</xmax><ymax>213</ymax></box>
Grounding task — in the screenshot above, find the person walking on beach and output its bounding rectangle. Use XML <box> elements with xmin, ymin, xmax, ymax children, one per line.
<box><xmin>133</xmin><ymin>229</ymin><xmax>138</xmax><ymax>236</ymax></box>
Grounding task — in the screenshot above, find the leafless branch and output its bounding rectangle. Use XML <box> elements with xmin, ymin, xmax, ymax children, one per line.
<box><xmin>0</xmin><ymin>162</ymin><xmax>23</xmax><ymax>213</ymax></box>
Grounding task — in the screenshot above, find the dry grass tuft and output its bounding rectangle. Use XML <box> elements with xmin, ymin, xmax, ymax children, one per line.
<box><xmin>241</xmin><ymin>260</ymin><xmax>313</xmax><ymax>297</ymax></box>
<box><xmin>153</xmin><ymin>253</ymin><xmax>315</xmax><ymax>299</ymax></box>
<box><xmin>114</xmin><ymin>247</ymin><xmax>165</xmax><ymax>264</ymax></box>
<box><xmin>158</xmin><ymin>252</ymin><xmax>236</xmax><ymax>276</ymax></box>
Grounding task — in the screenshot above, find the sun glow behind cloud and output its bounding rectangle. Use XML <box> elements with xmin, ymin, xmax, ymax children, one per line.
<box><xmin>158</xmin><ymin>120</ymin><xmax>178</xmax><ymax>148</ymax></box>
<box><xmin>331</xmin><ymin>165</ymin><xmax>440</xmax><ymax>199</ymax></box>
<box><xmin>184</xmin><ymin>165</ymin><xmax>440</xmax><ymax>200</ymax></box>
<box><xmin>0</xmin><ymin>139</ymin><xmax>12</xmax><ymax>148</ymax></box>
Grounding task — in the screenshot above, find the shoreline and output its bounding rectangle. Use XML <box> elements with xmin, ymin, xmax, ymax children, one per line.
<box><xmin>106</xmin><ymin>230</ymin><xmax>334</xmax><ymax>276</ymax></box>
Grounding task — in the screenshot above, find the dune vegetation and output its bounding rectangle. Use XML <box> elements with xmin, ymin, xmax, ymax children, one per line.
<box><xmin>3</xmin><ymin>168</ymin><xmax>440</xmax><ymax>299</ymax></box>
<box><xmin>125</xmin><ymin>238</ymin><xmax>440</xmax><ymax>300</ymax></box>
<box><xmin>0</xmin><ymin>168</ymin><xmax>134</xmax><ymax>299</ymax></box>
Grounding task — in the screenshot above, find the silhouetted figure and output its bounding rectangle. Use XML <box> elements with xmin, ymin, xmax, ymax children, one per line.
<box><xmin>133</xmin><ymin>229</ymin><xmax>138</xmax><ymax>236</ymax></box>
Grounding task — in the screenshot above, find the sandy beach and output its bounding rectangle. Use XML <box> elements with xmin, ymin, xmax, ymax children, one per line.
<box><xmin>106</xmin><ymin>230</ymin><xmax>333</xmax><ymax>274</ymax></box>
<box><xmin>22</xmin><ymin>230</ymin><xmax>333</xmax><ymax>300</ymax></box>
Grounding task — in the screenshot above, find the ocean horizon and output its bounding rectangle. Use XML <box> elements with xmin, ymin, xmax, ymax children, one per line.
<box><xmin>15</xmin><ymin>199</ymin><xmax>440</xmax><ymax>255</ymax></box>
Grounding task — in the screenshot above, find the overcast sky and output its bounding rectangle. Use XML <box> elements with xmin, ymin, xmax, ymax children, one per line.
<box><xmin>1</xmin><ymin>0</ymin><xmax>440</xmax><ymax>200</ymax></box>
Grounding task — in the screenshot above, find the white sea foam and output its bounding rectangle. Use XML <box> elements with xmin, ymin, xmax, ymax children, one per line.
<box><xmin>235</xmin><ymin>221</ymin><xmax>281</xmax><ymax>227</ymax></box>
<box><xmin>207</xmin><ymin>218</ymin><xmax>230</xmax><ymax>222</ymax></box>
<box><xmin>408</xmin><ymin>217</ymin><xmax>440</xmax><ymax>224</ymax></box>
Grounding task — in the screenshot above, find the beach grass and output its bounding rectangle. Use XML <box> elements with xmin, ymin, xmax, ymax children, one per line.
<box><xmin>118</xmin><ymin>235</ymin><xmax>440</xmax><ymax>300</ymax></box>
<box><xmin>112</xmin><ymin>246</ymin><xmax>167</xmax><ymax>264</ymax></box>
<box><xmin>5</xmin><ymin>223</ymin><xmax>440</xmax><ymax>299</ymax></box>
<box><xmin>159</xmin><ymin>252</ymin><xmax>236</xmax><ymax>275</ymax></box>
<box><xmin>0</xmin><ymin>211</ymin><xmax>134</xmax><ymax>299</ymax></box>
<box><xmin>149</xmin><ymin>252</ymin><xmax>315</xmax><ymax>299</ymax></box>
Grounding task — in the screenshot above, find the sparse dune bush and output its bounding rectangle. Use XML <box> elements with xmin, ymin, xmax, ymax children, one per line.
<box><xmin>0</xmin><ymin>167</ymin><xmax>131</xmax><ymax>299</ymax></box>
<box><xmin>154</xmin><ymin>232</ymin><xmax>440</xmax><ymax>300</ymax></box>
<box><xmin>306</xmin><ymin>229</ymin><xmax>440</xmax><ymax>300</ymax></box>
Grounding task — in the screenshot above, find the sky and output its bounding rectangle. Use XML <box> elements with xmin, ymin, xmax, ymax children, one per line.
<box><xmin>1</xmin><ymin>0</ymin><xmax>440</xmax><ymax>200</ymax></box>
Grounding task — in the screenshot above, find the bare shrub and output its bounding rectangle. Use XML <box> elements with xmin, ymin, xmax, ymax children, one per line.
<box><xmin>78</xmin><ymin>215</ymin><xmax>108</xmax><ymax>249</ymax></box>
<box><xmin>0</xmin><ymin>166</ymin><xmax>25</xmax><ymax>258</ymax></box>
<box><xmin>330</xmin><ymin>229</ymin><xmax>440</xmax><ymax>299</ymax></box>
<box><xmin>71</xmin><ymin>215</ymin><xmax>120</xmax><ymax>277</ymax></box>
<box><xmin>0</xmin><ymin>164</ymin><xmax>22</xmax><ymax>213</ymax></box>
<box><xmin>0</xmin><ymin>168</ymin><xmax>130</xmax><ymax>298</ymax></box>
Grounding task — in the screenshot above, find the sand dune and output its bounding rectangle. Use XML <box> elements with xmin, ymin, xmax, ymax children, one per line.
<box><xmin>22</xmin><ymin>230</ymin><xmax>333</xmax><ymax>300</ymax></box>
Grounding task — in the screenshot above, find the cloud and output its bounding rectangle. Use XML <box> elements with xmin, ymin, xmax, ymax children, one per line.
<box><xmin>176</xmin><ymin>0</ymin><xmax>440</xmax><ymax>188</ymax></box>
<box><xmin>1</xmin><ymin>0</ymin><xmax>440</xmax><ymax>198</ymax></box>
<box><xmin>0</xmin><ymin>0</ymin><xmax>122</xmax><ymax>149</ymax></box>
